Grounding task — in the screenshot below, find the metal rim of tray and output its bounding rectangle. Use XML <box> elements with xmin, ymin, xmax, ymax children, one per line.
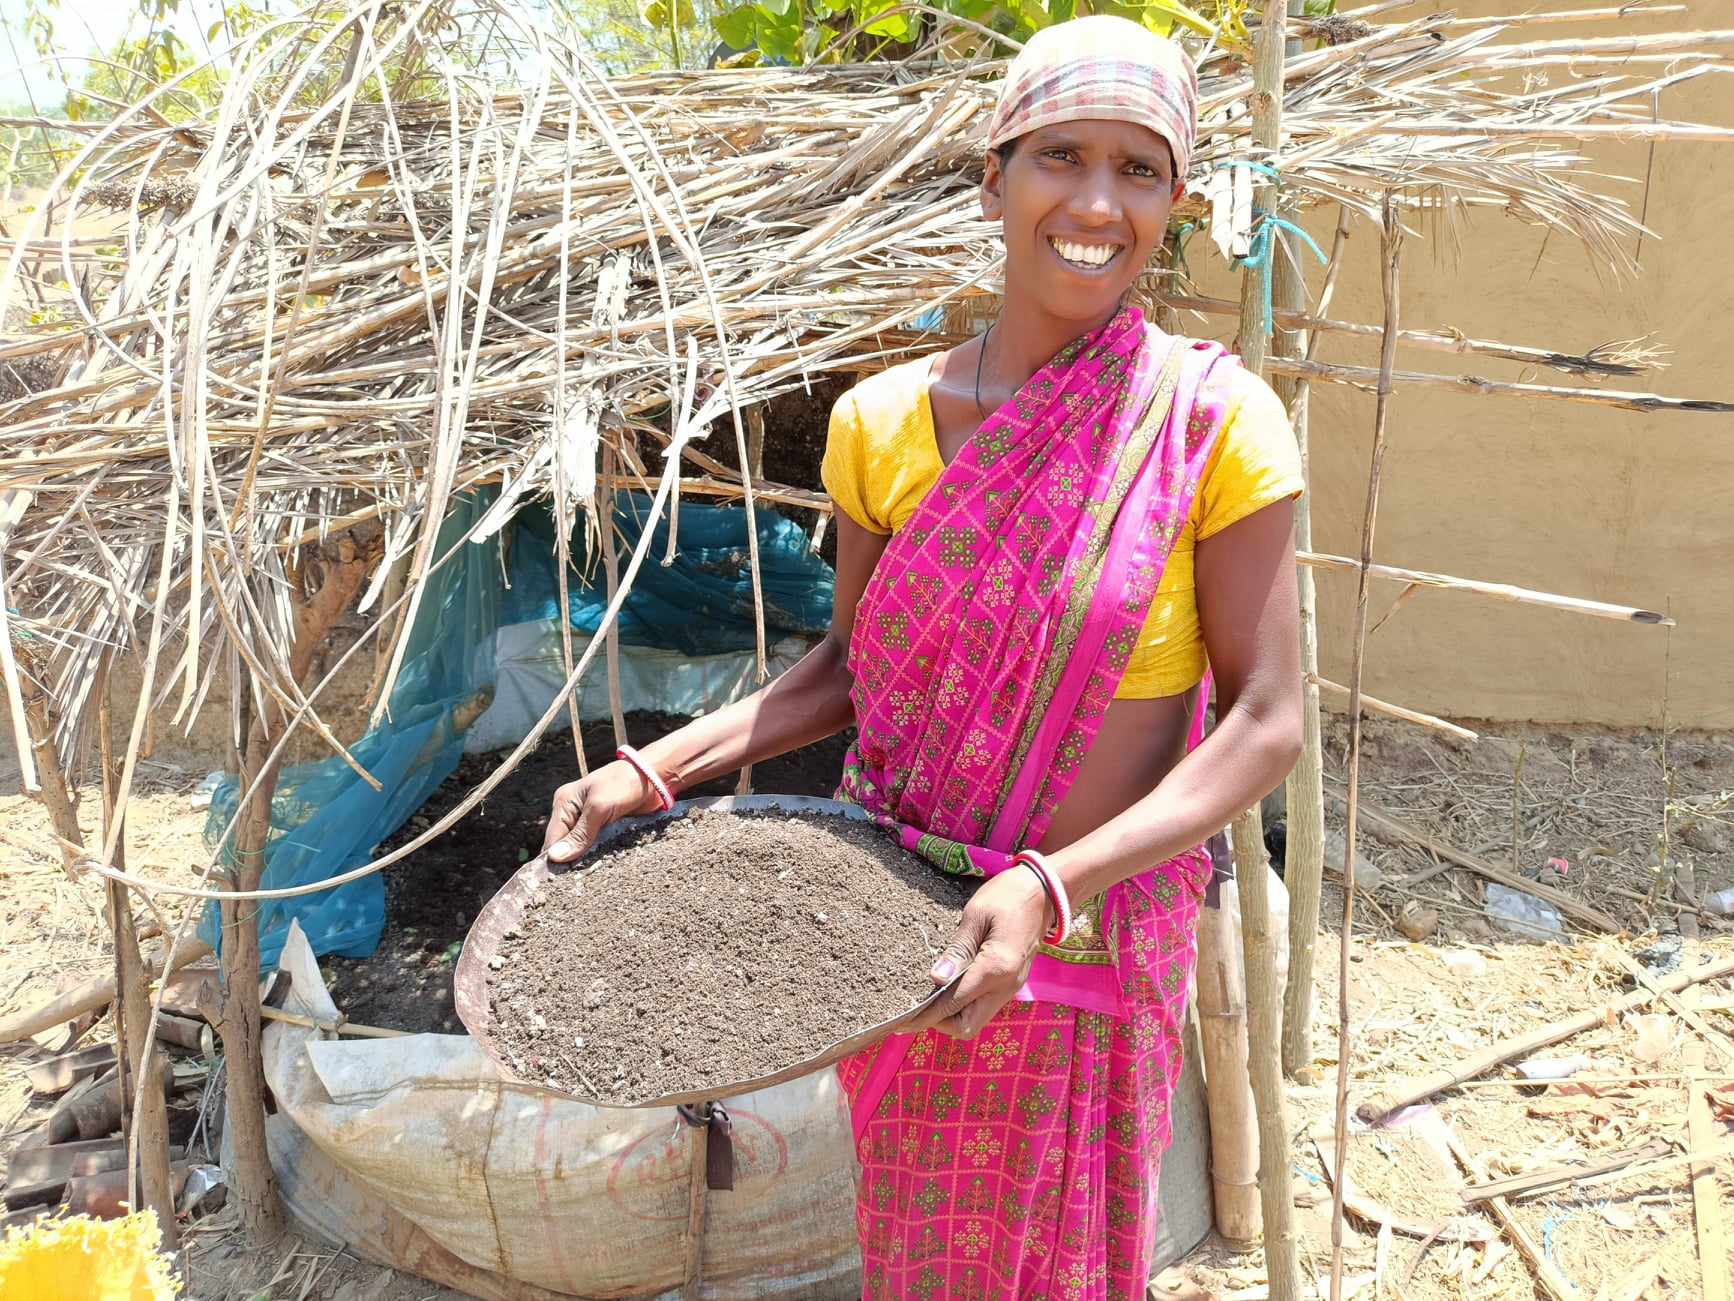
<box><xmin>453</xmin><ymin>794</ymin><xmax>951</xmax><ymax>1109</ymax></box>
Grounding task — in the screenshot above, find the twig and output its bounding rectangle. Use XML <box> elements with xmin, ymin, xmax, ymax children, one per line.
<box><xmin>1328</xmin><ymin>189</ymin><xmax>1401</xmax><ymax>1301</ymax></box>
<box><xmin>1309</xmin><ymin>674</ymin><xmax>1477</xmax><ymax>742</ymax></box>
<box><xmin>1297</xmin><ymin>551</ymin><xmax>1672</xmax><ymax>625</ymax></box>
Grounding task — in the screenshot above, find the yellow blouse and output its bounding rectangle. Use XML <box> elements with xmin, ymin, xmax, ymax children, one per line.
<box><xmin>821</xmin><ymin>353</ymin><xmax>1304</xmax><ymax>699</ymax></box>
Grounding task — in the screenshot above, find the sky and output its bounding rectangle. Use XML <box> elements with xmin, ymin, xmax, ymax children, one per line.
<box><xmin>0</xmin><ymin>0</ymin><xmax>228</xmax><ymax>110</ymax></box>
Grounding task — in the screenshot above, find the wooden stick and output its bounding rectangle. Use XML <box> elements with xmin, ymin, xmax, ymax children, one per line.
<box><xmin>1322</xmin><ymin>786</ymin><xmax>1622</xmax><ymax>932</ymax></box>
<box><xmin>1266</xmin><ymin>354</ymin><xmax>1734</xmax><ymax>415</ymax></box>
<box><xmin>1358</xmin><ymin>952</ymin><xmax>1734</xmax><ymax>1122</ymax></box>
<box><xmin>100</xmin><ymin>679</ymin><xmax>179</xmax><ymax>1253</ymax></box>
<box><xmin>1441</xmin><ymin>1120</ymin><xmax>1583</xmax><ymax>1301</ymax></box>
<box><xmin>1275</xmin><ymin>144</ymin><xmax>1342</xmax><ymax>1088</ymax></box>
<box><xmin>1232</xmin><ymin>5</ymin><xmax>1304</xmax><ymax>1297</ymax></box>
<box><xmin>1310</xmin><ymin>673</ymin><xmax>1479</xmax><ymax>742</ymax></box>
<box><xmin>1327</xmin><ymin>190</ymin><xmax>1402</xmax><ymax>1301</ymax></box>
<box><xmin>1687</xmin><ymin>1041</ymin><xmax>1730</xmax><ymax>1301</ymax></box>
<box><xmin>1298</xmin><ymin>550</ymin><xmax>1671</xmax><ymax>625</ymax></box>
<box><xmin>1161</xmin><ymin>291</ymin><xmax>1649</xmax><ymax>378</ymax></box>
<box><xmin>258</xmin><ymin>1005</ymin><xmax>406</xmax><ymax>1038</ymax></box>
<box><xmin>1195</xmin><ymin>893</ymin><xmax>1262</xmax><ymax>1246</ymax></box>
<box><xmin>0</xmin><ymin>940</ymin><xmax>216</xmax><ymax>1044</ymax></box>
<box><xmin>1460</xmin><ymin>1139</ymin><xmax>1672</xmax><ymax>1202</ymax></box>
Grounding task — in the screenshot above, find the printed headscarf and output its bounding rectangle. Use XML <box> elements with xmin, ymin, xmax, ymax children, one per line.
<box><xmin>984</xmin><ymin>15</ymin><xmax>1199</xmax><ymax>180</ymax></box>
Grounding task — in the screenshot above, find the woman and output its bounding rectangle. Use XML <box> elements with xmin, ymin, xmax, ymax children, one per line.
<box><xmin>544</xmin><ymin>16</ymin><xmax>1303</xmax><ymax>1299</ymax></box>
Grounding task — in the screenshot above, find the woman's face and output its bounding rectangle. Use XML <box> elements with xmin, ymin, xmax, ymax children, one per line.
<box><xmin>981</xmin><ymin>118</ymin><xmax>1182</xmax><ymax>326</ymax></box>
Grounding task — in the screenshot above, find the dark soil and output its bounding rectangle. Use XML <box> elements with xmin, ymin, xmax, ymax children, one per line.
<box><xmin>486</xmin><ymin>809</ymin><xmax>968</xmax><ymax>1103</ymax></box>
<box><xmin>323</xmin><ymin>713</ymin><xmax>855</xmax><ymax>1035</ymax></box>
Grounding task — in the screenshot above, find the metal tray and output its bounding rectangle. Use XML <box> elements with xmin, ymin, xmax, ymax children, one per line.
<box><xmin>453</xmin><ymin>794</ymin><xmax>950</xmax><ymax>1109</ymax></box>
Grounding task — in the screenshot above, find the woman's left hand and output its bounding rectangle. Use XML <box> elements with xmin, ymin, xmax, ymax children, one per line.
<box><xmin>907</xmin><ymin>865</ymin><xmax>1054</xmax><ymax>1041</ymax></box>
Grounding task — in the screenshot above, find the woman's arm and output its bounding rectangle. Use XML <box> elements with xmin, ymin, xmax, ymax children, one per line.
<box><xmin>542</xmin><ymin>510</ymin><xmax>891</xmax><ymax>860</ymax></box>
<box><xmin>913</xmin><ymin>499</ymin><xmax>1303</xmax><ymax>1039</ymax></box>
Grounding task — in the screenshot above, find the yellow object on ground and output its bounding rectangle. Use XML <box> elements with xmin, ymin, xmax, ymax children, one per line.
<box><xmin>0</xmin><ymin>1211</ymin><xmax>180</xmax><ymax>1299</ymax></box>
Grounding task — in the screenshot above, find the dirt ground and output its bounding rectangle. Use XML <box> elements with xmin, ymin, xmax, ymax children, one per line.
<box><xmin>1</xmin><ymin>713</ymin><xmax>1730</xmax><ymax>1299</ymax></box>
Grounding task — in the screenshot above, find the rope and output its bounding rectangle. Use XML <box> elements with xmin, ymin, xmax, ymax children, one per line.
<box><xmin>1214</xmin><ymin>158</ymin><xmax>1328</xmax><ymax>336</ymax></box>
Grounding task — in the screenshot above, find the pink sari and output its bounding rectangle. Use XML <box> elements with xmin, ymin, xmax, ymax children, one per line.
<box><xmin>835</xmin><ymin>307</ymin><xmax>1238</xmax><ymax>1300</ymax></box>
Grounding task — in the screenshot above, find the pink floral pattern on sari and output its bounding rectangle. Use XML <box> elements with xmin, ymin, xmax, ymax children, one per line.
<box><xmin>833</xmin><ymin>307</ymin><xmax>1240</xmax><ymax>1299</ymax></box>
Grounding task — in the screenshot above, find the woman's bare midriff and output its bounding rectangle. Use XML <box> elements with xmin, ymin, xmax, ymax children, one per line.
<box><xmin>925</xmin><ymin>342</ymin><xmax>1197</xmax><ymax>860</ymax></box>
<box><xmin>1038</xmin><ymin>692</ymin><xmax>1193</xmax><ymax>854</ymax></box>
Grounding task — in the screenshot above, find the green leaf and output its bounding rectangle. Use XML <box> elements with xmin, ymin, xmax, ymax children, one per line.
<box><xmin>757</xmin><ymin>0</ymin><xmax>794</xmax><ymax>18</ymax></box>
<box><xmin>1048</xmin><ymin>0</ymin><xmax>1075</xmax><ymax>21</ymax></box>
<box><xmin>714</xmin><ymin>4</ymin><xmax>759</xmax><ymax>48</ymax></box>
<box><xmin>860</xmin><ymin>0</ymin><xmax>911</xmax><ymax>39</ymax></box>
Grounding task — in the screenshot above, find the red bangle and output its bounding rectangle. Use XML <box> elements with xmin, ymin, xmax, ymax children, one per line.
<box><xmin>1014</xmin><ymin>849</ymin><xmax>1071</xmax><ymax>947</ymax></box>
<box><xmin>616</xmin><ymin>745</ymin><xmax>675</xmax><ymax>812</ymax></box>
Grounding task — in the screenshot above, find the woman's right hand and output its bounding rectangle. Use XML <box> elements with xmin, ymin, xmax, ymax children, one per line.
<box><xmin>542</xmin><ymin>760</ymin><xmax>665</xmax><ymax>863</ymax></box>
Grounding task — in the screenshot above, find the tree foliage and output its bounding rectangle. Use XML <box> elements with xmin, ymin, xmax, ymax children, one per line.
<box><xmin>711</xmin><ymin>0</ymin><xmax>1246</xmax><ymax>66</ymax></box>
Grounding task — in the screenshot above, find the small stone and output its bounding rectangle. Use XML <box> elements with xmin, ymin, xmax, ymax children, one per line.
<box><xmin>488</xmin><ymin>955</ymin><xmax>507</xmax><ymax>970</ymax></box>
<box><xmin>583</xmin><ymin>977</ymin><xmax>608</xmax><ymax>1010</ymax></box>
<box><xmin>573</xmin><ymin>1036</ymin><xmax>585</xmax><ymax>1049</ymax></box>
<box><xmin>1681</xmin><ymin>818</ymin><xmax>1728</xmax><ymax>856</ymax></box>
<box><xmin>1396</xmin><ymin>900</ymin><xmax>1439</xmax><ymax>943</ymax></box>
<box><xmin>814</xmin><ymin>911</ymin><xmax>829</xmax><ymax>924</ymax></box>
<box><xmin>1323</xmin><ymin>829</ymin><xmax>1383</xmax><ymax>893</ymax></box>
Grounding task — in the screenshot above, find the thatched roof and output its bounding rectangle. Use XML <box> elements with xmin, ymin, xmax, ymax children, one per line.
<box><xmin>0</xmin><ymin>0</ymin><xmax>1728</xmax><ymax>793</ymax></box>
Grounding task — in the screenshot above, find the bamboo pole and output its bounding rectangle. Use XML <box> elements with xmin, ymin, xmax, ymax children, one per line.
<box><xmin>100</xmin><ymin>678</ymin><xmax>178</xmax><ymax>1252</ymax></box>
<box><xmin>1194</xmin><ymin>889</ymin><xmax>1262</xmax><ymax>1245</ymax></box>
<box><xmin>1229</xmin><ymin>2</ymin><xmax>1303</xmax><ymax>1295</ymax></box>
<box><xmin>1328</xmin><ymin>193</ymin><xmax>1402</xmax><ymax>1301</ymax></box>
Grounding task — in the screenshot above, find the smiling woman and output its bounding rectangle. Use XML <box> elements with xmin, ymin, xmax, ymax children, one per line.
<box><xmin>542</xmin><ymin>15</ymin><xmax>1304</xmax><ymax>1300</ymax></box>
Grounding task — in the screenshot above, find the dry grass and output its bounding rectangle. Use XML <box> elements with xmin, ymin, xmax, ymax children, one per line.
<box><xmin>0</xmin><ymin>1</ymin><xmax>1727</xmax><ymax>878</ymax></box>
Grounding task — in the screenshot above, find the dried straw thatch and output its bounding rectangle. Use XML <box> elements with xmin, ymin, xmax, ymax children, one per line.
<box><xmin>0</xmin><ymin>0</ymin><xmax>1728</xmax><ymax>828</ymax></box>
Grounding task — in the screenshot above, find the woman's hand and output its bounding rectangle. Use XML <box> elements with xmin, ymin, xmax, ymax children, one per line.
<box><xmin>908</xmin><ymin>866</ymin><xmax>1055</xmax><ymax>1041</ymax></box>
<box><xmin>542</xmin><ymin>761</ymin><xmax>664</xmax><ymax>863</ymax></box>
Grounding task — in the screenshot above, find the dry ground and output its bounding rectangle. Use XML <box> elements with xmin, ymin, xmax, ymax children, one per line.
<box><xmin>1</xmin><ymin>715</ymin><xmax>1730</xmax><ymax>1299</ymax></box>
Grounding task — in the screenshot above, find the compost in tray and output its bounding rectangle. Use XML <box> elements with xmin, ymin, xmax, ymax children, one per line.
<box><xmin>487</xmin><ymin>808</ymin><xmax>970</xmax><ymax>1103</ymax></box>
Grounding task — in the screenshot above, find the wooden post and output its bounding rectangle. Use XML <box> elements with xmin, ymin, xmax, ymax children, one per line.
<box><xmin>1327</xmin><ymin>195</ymin><xmax>1403</xmax><ymax>1301</ymax></box>
<box><xmin>215</xmin><ymin>536</ymin><xmax>376</xmax><ymax>1244</ymax></box>
<box><xmin>14</xmin><ymin>636</ymin><xmax>82</xmax><ymax>869</ymax></box>
<box><xmin>1227</xmin><ymin>0</ymin><xmax>1306</xmax><ymax>1295</ymax></box>
<box><xmin>1193</xmin><ymin>889</ymin><xmax>1261</xmax><ymax>1245</ymax></box>
<box><xmin>1274</xmin><ymin>0</ymin><xmax>1329</xmax><ymax>1082</ymax></box>
<box><xmin>99</xmin><ymin>681</ymin><xmax>179</xmax><ymax>1251</ymax></box>
<box><xmin>1234</xmin><ymin>830</ymin><xmax>1302</xmax><ymax>1298</ymax></box>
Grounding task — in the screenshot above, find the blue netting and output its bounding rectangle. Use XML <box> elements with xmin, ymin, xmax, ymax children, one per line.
<box><xmin>501</xmin><ymin>491</ymin><xmax>834</xmax><ymax>655</ymax></box>
<box><xmin>199</xmin><ymin>493</ymin><xmax>502</xmax><ymax>969</ymax></box>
